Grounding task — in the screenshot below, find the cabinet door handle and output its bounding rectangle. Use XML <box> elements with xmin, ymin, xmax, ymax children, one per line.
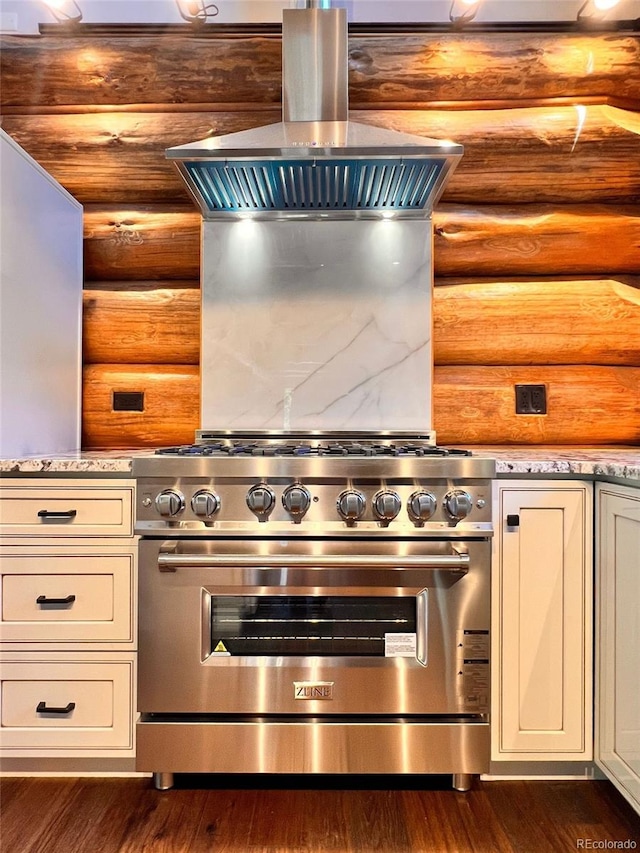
<box><xmin>36</xmin><ymin>594</ymin><xmax>76</xmax><ymax>606</ymax></box>
<box><xmin>37</xmin><ymin>509</ymin><xmax>77</xmax><ymax>520</ymax></box>
<box><xmin>506</xmin><ymin>514</ymin><xmax>520</xmax><ymax>527</ymax></box>
<box><xmin>36</xmin><ymin>701</ymin><xmax>76</xmax><ymax>715</ymax></box>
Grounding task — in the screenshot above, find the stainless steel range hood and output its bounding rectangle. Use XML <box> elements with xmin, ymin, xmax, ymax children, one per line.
<box><xmin>167</xmin><ymin>1</ymin><xmax>463</xmax><ymax>220</ymax></box>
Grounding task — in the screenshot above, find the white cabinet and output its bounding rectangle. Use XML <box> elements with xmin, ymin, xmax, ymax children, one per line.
<box><xmin>0</xmin><ymin>549</ymin><xmax>134</xmax><ymax>645</ymax></box>
<box><xmin>596</xmin><ymin>483</ymin><xmax>640</xmax><ymax>815</ymax></box>
<box><xmin>0</xmin><ymin>483</ymin><xmax>133</xmax><ymax>538</ymax></box>
<box><xmin>492</xmin><ymin>481</ymin><xmax>592</xmax><ymax>761</ymax></box>
<box><xmin>0</xmin><ymin>478</ymin><xmax>137</xmax><ymax>759</ymax></box>
<box><xmin>0</xmin><ymin>129</ymin><xmax>82</xmax><ymax>457</ymax></box>
<box><xmin>0</xmin><ymin>656</ymin><xmax>135</xmax><ymax>755</ymax></box>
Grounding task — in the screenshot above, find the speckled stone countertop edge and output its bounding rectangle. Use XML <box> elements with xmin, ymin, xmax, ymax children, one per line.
<box><xmin>469</xmin><ymin>448</ymin><xmax>640</xmax><ymax>483</ymax></box>
<box><xmin>0</xmin><ymin>451</ymin><xmax>143</xmax><ymax>475</ymax></box>
<box><xmin>1</xmin><ymin>448</ymin><xmax>639</xmax><ymax>484</ymax></box>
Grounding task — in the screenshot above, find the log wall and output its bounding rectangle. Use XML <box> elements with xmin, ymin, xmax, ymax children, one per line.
<box><xmin>1</xmin><ymin>26</ymin><xmax>639</xmax><ymax>447</ymax></box>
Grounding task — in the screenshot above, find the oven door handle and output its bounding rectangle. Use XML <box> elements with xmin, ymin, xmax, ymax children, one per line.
<box><xmin>417</xmin><ymin>589</ymin><xmax>428</xmax><ymax>667</ymax></box>
<box><xmin>157</xmin><ymin>552</ymin><xmax>470</xmax><ymax>572</ymax></box>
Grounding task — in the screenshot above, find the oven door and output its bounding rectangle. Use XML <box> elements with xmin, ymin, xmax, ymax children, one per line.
<box><xmin>138</xmin><ymin>537</ymin><xmax>490</xmax><ymax>717</ymax></box>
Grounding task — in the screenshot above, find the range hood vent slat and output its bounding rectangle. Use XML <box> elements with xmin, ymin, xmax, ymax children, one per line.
<box><xmin>183</xmin><ymin>159</ymin><xmax>446</xmax><ymax>215</ymax></box>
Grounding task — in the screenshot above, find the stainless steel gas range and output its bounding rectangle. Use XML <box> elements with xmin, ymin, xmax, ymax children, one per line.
<box><xmin>133</xmin><ymin>432</ymin><xmax>494</xmax><ymax>791</ymax></box>
<box><xmin>141</xmin><ymin>0</ymin><xmax>481</xmax><ymax>793</ymax></box>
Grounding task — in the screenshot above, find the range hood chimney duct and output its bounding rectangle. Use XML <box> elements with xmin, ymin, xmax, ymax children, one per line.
<box><xmin>282</xmin><ymin>1</ymin><xmax>348</xmax><ymax>124</ymax></box>
<box><xmin>166</xmin><ymin>3</ymin><xmax>463</xmax><ymax>220</ymax></box>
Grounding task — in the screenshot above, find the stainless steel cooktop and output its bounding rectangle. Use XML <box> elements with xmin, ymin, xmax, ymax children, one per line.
<box><xmin>133</xmin><ymin>431</ymin><xmax>495</xmax><ymax>539</ymax></box>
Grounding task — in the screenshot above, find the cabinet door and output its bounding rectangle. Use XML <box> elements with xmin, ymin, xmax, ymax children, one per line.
<box><xmin>493</xmin><ymin>483</ymin><xmax>592</xmax><ymax>759</ymax></box>
<box><xmin>597</xmin><ymin>485</ymin><xmax>640</xmax><ymax>814</ymax></box>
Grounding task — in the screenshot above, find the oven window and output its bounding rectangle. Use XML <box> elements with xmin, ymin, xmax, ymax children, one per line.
<box><xmin>210</xmin><ymin>595</ymin><xmax>416</xmax><ymax>657</ymax></box>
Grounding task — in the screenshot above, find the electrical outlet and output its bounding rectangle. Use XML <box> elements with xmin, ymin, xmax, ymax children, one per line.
<box><xmin>112</xmin><ymin>391</ymin><xmax>145</xmax><ymax>412</ymax></box>
<box><xmin>515</xmin><ymin>384</ymin><xmax>547</xmax><ymax>415</ymax></box>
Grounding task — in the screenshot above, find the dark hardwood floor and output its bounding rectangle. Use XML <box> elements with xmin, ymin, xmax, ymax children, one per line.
<box><xmin>0</xmin><ymin>775</ymin><xmax>638</xmax><ymax>853</ymax></box>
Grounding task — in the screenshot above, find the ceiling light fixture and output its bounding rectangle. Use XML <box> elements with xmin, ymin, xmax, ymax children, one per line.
<box><xmin>449</xmin><ymin>0</ymin><xmax>482</xmax><ymax>27</ymax></box>
<box><xmin>577</xmin><ymin>0</ymin><xmax>622</xmax><ymax>21</ymax></box>
<box><xmin>176</xmin><ymin>1</ymin><xmax>220</xmax><ymax>25</ymax></box>
<box><xmin>41</xmin><ymin>0</ymin><xmax>83</xmax><ymax>24</ymax></box>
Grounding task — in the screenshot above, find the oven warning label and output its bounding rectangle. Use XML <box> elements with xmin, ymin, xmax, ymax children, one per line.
<box><xmin>384</xmin><ymin>633</ymin><xmax>417</xmax><ymax>658</ymax></box>
<box><xmin>456</xmin><ymin>629</ymin><xmax>489</xmax><ymax>711</ymax></box>
<box><xmin>212</xmin><ymin>640</ymin><xmax>231</xmax><ymax>656</ymax></box>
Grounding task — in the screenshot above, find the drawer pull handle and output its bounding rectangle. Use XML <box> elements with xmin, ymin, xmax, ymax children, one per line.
<box><xmin>506</xmin><ymin>514</ymin><xmax>520</xmax><ymax>528</ymax></box>
<box><xmin>36</xmin><ymin>594</ymin><xmax>76</xmax><ymax>606</ymax></box>
<box><xmin>37</xmin><ymin>509</ymin><xmax>77</xmax><ymax>520</ymax></box>
<box><xmin>36</xmin><ymin>701</ymin><xmax>76</xmax><ymax>715</ymax></box>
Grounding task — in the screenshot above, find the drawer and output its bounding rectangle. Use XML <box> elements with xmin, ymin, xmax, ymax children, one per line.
<box><xmin>0</xmin><ymin>657</ymin><xmax>135</xmax><ymax>754</ymax></box>
<box><xmin>0</xmin><ymin>550</ymin><xmax>135</xmax><ymax>645</ymax></box>
<box><xmin>3</xmin><ymin>678</ymin><xmax>113</xmax><ymax>728</ymax></box>
<box><xmin>0</xmin><ymin>480</ymin><xmax>134</xmax><ymax>538</ymax></box>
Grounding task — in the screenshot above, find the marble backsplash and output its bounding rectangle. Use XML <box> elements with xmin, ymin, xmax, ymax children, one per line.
<box><xmin>201</xmin><ymin>219</ymin><xmax>433</xmax><ymax>431</ymax></box>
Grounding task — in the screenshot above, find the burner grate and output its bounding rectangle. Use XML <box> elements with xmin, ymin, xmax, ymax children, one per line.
<box><xmin>154</xmin><ymin>442</ymin><xmax>472</xmax><ymax>458</ymax></box>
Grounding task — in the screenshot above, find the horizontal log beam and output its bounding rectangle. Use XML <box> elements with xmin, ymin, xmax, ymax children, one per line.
<box><xmin>82</xmin><ymin>279</ymin><xmax>640</xmax><ymax>367</ymax></box>
<box><xmin>434</xmin><ymin>279</ymin><xmax>640</xmax><ymax>366</ymax></box>
<box><xmin>434</xmin><ymin>203</ymin><xmax>640</xmax><ymax>277</ymax></box>
<box><xmin>82</xmin><ymin>364</ymin><xmax>199</xmax><ymax>448</ymax></box>
<box><xmin>434</xmin><ymin>365</ymin><xmax>640</xmax><ymax>445</ymax></box>
<box><xmin>436</xmin><ymin>274</ymin><xmax>640</xmax><ymax>288</ymax></box>
<box><xmin>0</xmin><ymin>96</ymin><xmax>630</xmax><ymax>117</ymax></box>
<box><xmin>83</xmin><ymin>206</ymin><xmax>200</xmax><ymax>280</ymax></box>
<box><xmin>82</xmin><ymin>203</ymin><xmax>640</xmax><ymax>281</ymax></box>
<box><xmin>0</xmin><ymin>111</ymin><xmax>268</xmax><ymax>206</ymax></box>
<box><xmin>81</xmin><ymin>363</ymin><xmax>640</xmax><ymax>448</ymax></box>
<box><xmin>83</xmin><ymin>286</ymin><xmax>199</xmax><ymax>364</ymax></box>
<box><xmin>83</xmin><ymin>279</ymin><xmax>197</xmax><ymax>291</ymax></box>
<box><xmin>2</xmin><ymin>32</ymin><xmax>638</xmax><ymax>108</ymax></box>
<box><xmin>4</xmin><ymin>105</ymin><xmax>640</xmax><ymax>205</ymax></box>
<box><xmin>360</xmin><ymin>105</ymin><xmax>640</xmax><ymax>205</ymax></box>
<box><xmin>0</xmin><ymin>34</ymin><xmax>284</xmax><ymax>109</ymax></box>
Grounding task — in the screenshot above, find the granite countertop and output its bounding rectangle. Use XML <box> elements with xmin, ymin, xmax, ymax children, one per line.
<box><xmin>468</xmin><ymin>447</ymin><xmax>640</xmax><ymax>483</ymax></box>
<box><xmin>0</xmin><ymin>450</ymin><xmax>146</xmax><ymax>475</ymax></box>
<box><xmin>0</xmin><ymin>447</ymin><xmax>639</xmax><ymax>483</ymax></box>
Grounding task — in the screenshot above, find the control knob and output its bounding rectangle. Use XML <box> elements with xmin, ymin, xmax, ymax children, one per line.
<box><xmin>155</xmin><ymin>489</ymin><xmax>185</xmax><ymax>517</ymax></box>
<box><xmin>372</xmin><ymin>490</ymin><xmax>401</xmax><ymax>524</ymax></box>
<box><xmin>444</xmin><ymin>489</ymin><xmax>473</xmax><ymax>521</ymax></box>
<box><xmin>191</xmin><ymin>490</ymin><xmax>220</xmax><ymax>518</ymax></box>
<box><xmin>336</xmin><ymin>490</ymin><xmax>366</xmax><ymax>524</ymax></box>
<box><xmin>246</xmin><ymin>484</ymin><xmax>275</xmax><ymax>520</ymax></box>
<box><xmin>407</xmin><ymin>490</ymin><xmax>437</xmax><ymax>525</ymax></box>
<box><xmin>282</xmin><ymin>484</ymin><xmax>311</xmax><ymax>521</ymax></box>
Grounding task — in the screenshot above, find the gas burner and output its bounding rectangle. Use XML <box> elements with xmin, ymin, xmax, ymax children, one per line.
<box><xmin>154</xmin><ymin>442</ymin><xmax>472</xmax><ymax>458</ymax></box>
<box><xmin>398</xmin><ymin>445</ymin><xmax>473</xmax><ymax>458</ymax></box>
<box><xmin>155</xmin><ymin>445</ymin><xmax>220</xmax><ymax>456</ymax></box>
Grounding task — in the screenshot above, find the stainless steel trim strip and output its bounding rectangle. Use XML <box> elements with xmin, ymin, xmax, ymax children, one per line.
<box><xmin>136</xmin><ymin>522</ymin><xmax>494</xmax><ymax>539</ymax></box>
<box><xmin>132</xmin><ymin>455</ymin><xmax>496</xmax><ymax>479</ymax></box>
<box><xmin>195</xmin><ymin>429</ymin><xmax>438</xmax><ymax>442</ymax></box>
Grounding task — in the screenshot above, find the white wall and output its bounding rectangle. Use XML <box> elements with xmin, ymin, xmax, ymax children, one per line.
<box><xmin>1</xmin><ymin>0</ymin><xmax>639</xmax><ymax>33</ymax></box>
